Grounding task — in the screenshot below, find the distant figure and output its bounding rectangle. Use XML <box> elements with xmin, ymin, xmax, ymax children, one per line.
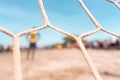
<box><xmin>90</xmin><ymin>41</ymin><xmax>98</xmax><ymax>49</ymax></box>
<box><xmin>73</xmin><ymin>42</ymin><xmax>79</xmax><ymax>49</ymax></box>
<box><xmin>0</xmin><ymin>45</ymin><xmax>4</xmax><ymax>53</ymax></box>
<box><xmin>66</xmin><ymin>41</ymin><xmax>72</xmax><ymax>49</ymax></box>
<box><xmin>56</xmin><ymin>44</ymin><xmax>63</xmax><ymax>50</ymax></box>
<box><xmin>26</xmin><ymin>28</ymin><xmax>40</xmax><ymax>60</ymax></box>
<box><xmin>5</xmin><ymin>46</ymin><xmax>12</xmax><ymax>52</ymax></box>
<box><xmin>116</xmin><ymin>39</ymin><xmax>120</xmax><ymax>49</ymax></box>
<box><xmin>109</xmin><ymin>37</ymin><xmax>117</xmax><ymax>49</ymax></box>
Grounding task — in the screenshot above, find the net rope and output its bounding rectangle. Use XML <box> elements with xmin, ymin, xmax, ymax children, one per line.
<box><xmin>107</xmin><ymin>0</ymin><xmax>120</xmax><ymax>9</ymax></box>
<box><xmin>0</xmin><ymin>0</ymin><xmax>120</xmax><ymax>80</ymax></box>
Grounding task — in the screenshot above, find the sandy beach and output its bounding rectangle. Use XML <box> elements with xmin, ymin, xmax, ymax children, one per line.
<box><xmin>0</xmin><ymin>48</ymin><xmax>120</xmax><ymax>80</ymax></box>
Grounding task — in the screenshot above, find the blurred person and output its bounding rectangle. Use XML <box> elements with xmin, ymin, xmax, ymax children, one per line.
<box><xmin>5</xmin><ymin>46</ymin><xmax>13</xmax><ymax>52</ymax></box>
<box><xmin>26</xmin><ymin>27</ymin><xmax>40</xmax><ymax>60</ymax></box>
<box><xmin>116</xmin><ymin>38</ymin><xmax>120</xmax><ymax>49</ymax></box>
<box><xmin>109</xmin><ymin>37</ymin><xmax>117</xmax><ymax>49</ymax></box>
<box><xmin>90</xmin><ymin>41</ymin><xmax>98</xmax><ymax>49</ymax></box>
<box><xmin>73</xmin><ymin>42</ymin><xmax>79</xmax><ymax>49</ymax></box>
<box><xmin>0</xmin><ymin>45</ymin><xmax>4</xmax><ymax>53</ymax></box>
<box><xmin>97</xmin><ymin>41</ymin><xmax>103</xmax><ymax>49</ymax></box>
<box><xmin>66</xmin><ymin>41</ymin><xmax>73</xmax><ymax>49</ymax></box>
<box><xmin>103</xmin><ymin>40</ymin><xmax>110</xmax><ymax>49</ymax></box>
<box><xmin>56</xmin><ymin>44</ymin><xmax>63</xmax><ymax>50</ymax></box>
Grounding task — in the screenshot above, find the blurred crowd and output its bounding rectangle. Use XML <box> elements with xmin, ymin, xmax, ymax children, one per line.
<box><xmin>40</xmin><ymin>38</ymin><xmax>120</xmax><ymax>50</ymax></box>
<box><xmin>52</xmin><ymin>38</ymin><xmax>120</xmax><ymax>50</ymax></box>
<box><xmin>85</xmin><ymin>39</ymin><xmax>120</xmax><ymax>49</ymax></box>
<box><xmin>0</xmin><ymin>38</ymin><xmax>120</xmax><ymax>53</ymax></box>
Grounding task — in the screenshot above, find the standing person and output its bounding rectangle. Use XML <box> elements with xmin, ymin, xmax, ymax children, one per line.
<box><xmin>116</xmin><ymin>39</ymin><xmax>120</xmax><ymax>49</ymax></box>
<box><xmin>26</xmin><ymin>27</ymin><xmax>40</xmax><ymax>60</ymax></box>
<box><xmin>0</xmin><ymin>45</ymin><xmax>4</xmax><ymax>53</ymax></box>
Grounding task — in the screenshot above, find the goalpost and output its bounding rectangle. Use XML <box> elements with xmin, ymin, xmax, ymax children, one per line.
<box><xmin>0</xmin><ymin>0</ymin><xmax>119</xmax><ymax>80</ymax></box>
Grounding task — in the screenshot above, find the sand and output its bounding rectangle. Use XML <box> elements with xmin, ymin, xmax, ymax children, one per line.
<box><xmin>0</xmin><ymin>48</ymin><xmax>120</xmax><ymax>80</ymax></box>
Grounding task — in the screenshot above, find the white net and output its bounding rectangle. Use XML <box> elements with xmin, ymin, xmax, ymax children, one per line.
<box><xmin>107</xmin><ymin>0</ymin><xmax>120</xmax><ymax>9</ymax></box>
<box><xmin>0</xmin><ymin>0</ymin><xmax>120</xmax><ymax>80</ymax></box>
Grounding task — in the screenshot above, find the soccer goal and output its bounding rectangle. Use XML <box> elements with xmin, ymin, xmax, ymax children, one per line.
<box><xmin>0</xmin><ymin>0</ymin><xmax>119</xmax><ymax>80</ymax></box>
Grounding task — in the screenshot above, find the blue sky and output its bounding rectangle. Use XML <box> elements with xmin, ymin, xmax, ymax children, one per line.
<box><xmin>0</xmin><ymin>0</ymin><xmax>120</xmax><ymax>47</ymax></box>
